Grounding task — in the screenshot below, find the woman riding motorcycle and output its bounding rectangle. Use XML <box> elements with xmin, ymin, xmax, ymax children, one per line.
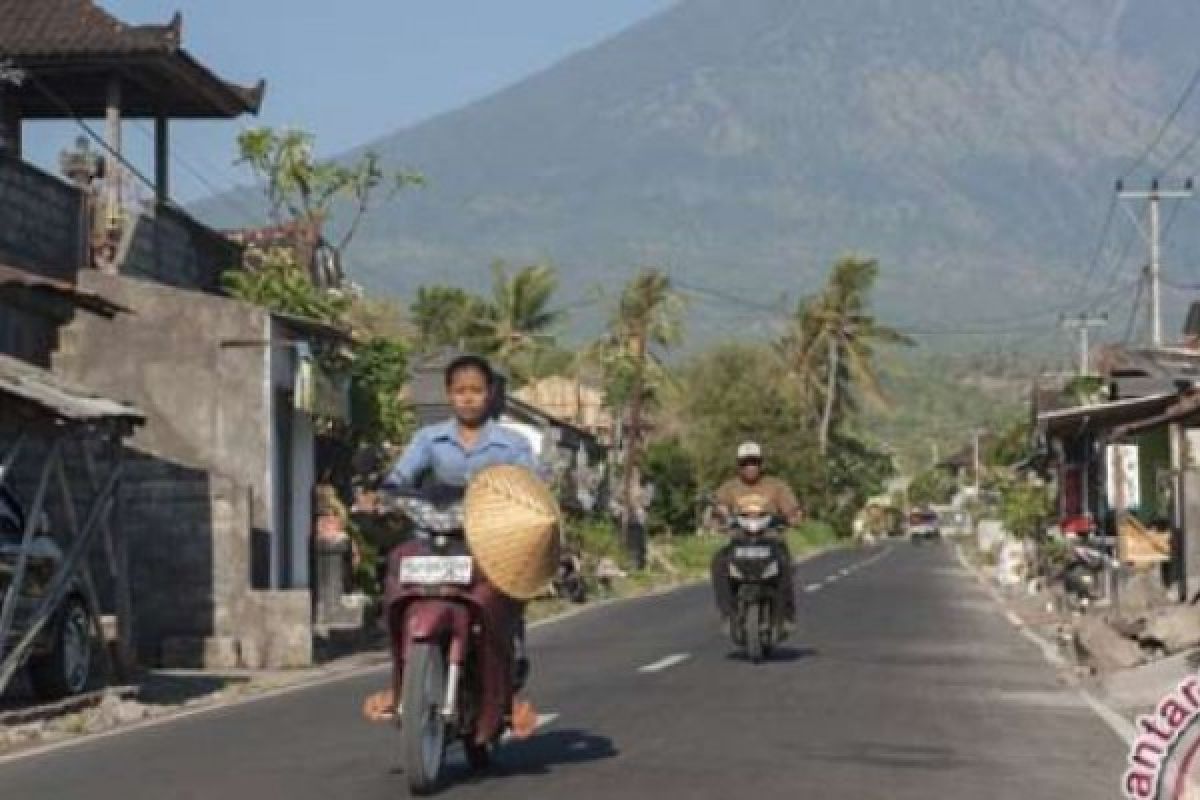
<box><xmin>361</xmin><ymin>354</ymin><xmax>538</xmax><ymax>721</ymax></box>
<box><xmin>710</xmin><ymin>441</ymin><xmax>802</xmax><ymax>632</ymax></box>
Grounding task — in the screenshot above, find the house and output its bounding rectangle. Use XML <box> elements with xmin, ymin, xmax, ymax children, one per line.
<box><xmin>0</xmin><ymin>1</ymin><xmax>343</xmax><ymax>669</ymax></box>
<box><xmin>512</xmin><ymin>375</ymin><xmax>614</xmax><ymax>443</ymax></box>
<box><xmin>1034</xmin><ymin>333</ymin><xmax>1200</xmax><ymax>603</ymax></box>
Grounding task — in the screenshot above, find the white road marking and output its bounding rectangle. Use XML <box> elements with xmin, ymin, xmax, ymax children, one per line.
<box><xmin>825</xmin><ymin>575</ymin><xmax>840</xmax><ymax>584</ymax></box>
<box><xmin>638</xmin><ymin>653</ymin><xmax>691</xmax><ymax>674</ymax></box>
<box><xmin>1006</xmin><ymin>610</ymin><xmax>1025</xmax><ymax>628</ymax></box>
<box><xmin>804</xmin><ymin>583</ymin><xmax>822</xmax><ymax>593</ymax></box>
<box><xmin>1079</xmin><ymin>690</ymin><xmax>1136</xmax><ymax>745</ymax></box>
<box><xmin>839</xmin><ymin>568</ymin><xmax>851</xmax><ymax>577</ymax></box>
<box><xmin>953</xmin><ymin>543</ymin><xmax>1135</xmax><ymax>748</ymax></box>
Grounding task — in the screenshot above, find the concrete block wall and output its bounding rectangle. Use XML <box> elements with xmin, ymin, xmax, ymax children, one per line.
<box><xmin>123</xmin><ymin>204</ymin><xmax>240</xmax><ymax>294</ymax></box>
<box><xmin>0</xmin><ymin>158</ymin><xmax>83</xmax><ymax>279</ymax></box>
<box><xmin>54</xmin><ymin>271</ymin><xmax>273</xmax><ymax>533</ymax></box>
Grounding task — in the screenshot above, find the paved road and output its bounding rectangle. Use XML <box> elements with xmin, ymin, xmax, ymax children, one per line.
<box><xmin>0</xmin><ymin>542</ymin><xmax>1128</xmax><ymax>799</ymax></box>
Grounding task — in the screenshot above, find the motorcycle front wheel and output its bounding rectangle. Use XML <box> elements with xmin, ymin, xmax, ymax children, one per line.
<box><xmin>402</xmin><ymin>643</ymin><xmax>448</xmax><ymax>795</ymax></box>
<box><xmin>745</xmin><ymin>602</ymin><xmax>764</xmax><ymax>663</ymax></box>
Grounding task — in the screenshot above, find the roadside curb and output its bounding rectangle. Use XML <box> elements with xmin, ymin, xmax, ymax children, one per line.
<box><xmin>0</xmin><ymin>543</ymin><xmax>852</xmax><ymax>765</ymax></box>
<box><xmin>952</xmin><ymin>543</ymin><xmax>1134</xmax><ymax>746</ymax></box>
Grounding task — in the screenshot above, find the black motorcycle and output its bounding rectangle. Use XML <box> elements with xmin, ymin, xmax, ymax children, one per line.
<box><xmin>726</xmin><ymin>511</ymin><xmax>789</xmax><ymax>663</ymax></box>
<box><xmin>553</xmin><ymin>550</ymin><xmax>588</xmax><ymax>604</ymax></box>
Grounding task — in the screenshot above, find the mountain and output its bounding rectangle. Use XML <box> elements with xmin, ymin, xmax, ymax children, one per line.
<box><xmin>194</xmin><ymin>0</ymin><xmax>1200</xmax><ymax>342</ymax></box>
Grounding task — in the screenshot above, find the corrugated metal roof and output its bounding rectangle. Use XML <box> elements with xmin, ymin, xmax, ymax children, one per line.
<box><xmin>0</xmin><ymin>354</ymin><xmax>143</xmax><ymax>424</ymax></box>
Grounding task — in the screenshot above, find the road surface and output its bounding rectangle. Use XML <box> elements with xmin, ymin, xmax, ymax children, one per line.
<box><xmin>0</xmin><ymin>542</ymin><xmax>1128</xmax><ymax>799</ymax></box>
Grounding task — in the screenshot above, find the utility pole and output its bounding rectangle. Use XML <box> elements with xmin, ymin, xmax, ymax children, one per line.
<box><xmin>1059</xmin><ymin>313</ymin><xmax>1108</xmax><ymax>375</ymax></box>
<box><xmin>1118</xmin><ymin>179</ymin><xmax>1193</xmax><ymax>347</ymax></box>
<box><xmin>973</xmin><ymin>429</ymin><xmax>984</xmax><ymax>493</ymax></box>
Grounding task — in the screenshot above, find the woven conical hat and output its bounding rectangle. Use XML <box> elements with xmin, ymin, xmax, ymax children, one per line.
<box><xmin>464</xmin><ymin>465</ymin><xmax>561</xmax><ymax>600</ymax></box>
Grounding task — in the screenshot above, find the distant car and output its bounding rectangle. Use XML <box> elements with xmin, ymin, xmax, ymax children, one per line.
<box><xmin>0</xmin><ymin>486</ymin><xmax>93</xmax><ymax>700</ymax></box>
<box><xmin>907</xmin><ymin>510</ymin><xmax>941</xmax><ymax>543</ymax></box>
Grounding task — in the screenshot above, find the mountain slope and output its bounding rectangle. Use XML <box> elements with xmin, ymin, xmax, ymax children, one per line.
<box><xmin>195</xmin><ymin>0</ymin><xmax>1200</xmax><ymax>338</ymax></box>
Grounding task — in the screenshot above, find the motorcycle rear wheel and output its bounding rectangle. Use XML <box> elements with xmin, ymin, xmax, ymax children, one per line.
<box><xmin>402</xmin><ymin>643</ymin><xmax>448</xmax><ymax>795</ymax></box>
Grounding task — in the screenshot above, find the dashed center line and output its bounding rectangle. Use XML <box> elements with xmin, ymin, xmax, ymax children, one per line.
<box><xmin>638</xmin><ymin>653</ymin><xmax>691</xmax><ymax>674</ymax></box>
<box><xmin>804</xmin><ymin>583</ymin><xmax>823</xmax><ymax>592</ymax></box>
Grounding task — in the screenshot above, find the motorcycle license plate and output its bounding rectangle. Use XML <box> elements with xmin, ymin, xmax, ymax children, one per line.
<box><xmin>399</xmin><ymin>556</ymin><xmax>473</xmax><ymax>585</ymax></box>
<box><xmin>735</xmin><ymin>546</ymin><xmax>772</xmax><ymax>559</ymax></box>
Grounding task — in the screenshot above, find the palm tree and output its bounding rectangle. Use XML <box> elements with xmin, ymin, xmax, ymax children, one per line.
<box><xmin>597</xmin><ymin>268</ymin><xmax>685</xmax><ymax>566</ymax></box>
<box><xmin>409</xmin><ymin>286</ymin><xmax>482</xmax><ymax>353</ymax></box>
<box><xmin>779</xmin><ymin>257</ymin><xmax>913</xmax><ymax>454</ymax></box>
<box><xmin>474</xmin><ymin>262</ymin><xmax>565</xmax><ymax>384</ymax></box>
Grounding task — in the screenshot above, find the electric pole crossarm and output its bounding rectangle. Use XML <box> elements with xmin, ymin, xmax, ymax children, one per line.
<box><xmin>1060</xmin><ymin>314</ymin><xmax>1108</xmax><ymax>376</ymax></box>
<box><xmin>1117</xmin><ymin>179</ymin><xmax>1193</xmax><ymax>347</ymax></box>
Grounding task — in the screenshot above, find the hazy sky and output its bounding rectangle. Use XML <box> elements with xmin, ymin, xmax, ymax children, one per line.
<box><xmin>23</xmin><ymin>0</ymin><xmax>676</xmax><ymax>201</ymax></box>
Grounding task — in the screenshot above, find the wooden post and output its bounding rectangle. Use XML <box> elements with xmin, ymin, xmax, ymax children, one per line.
<box><xmin>154</xmin><ymin>115</ymin><xmax>169</xmax><ymax>207</ymax></box>
<box><xmin>110</xmin><ymin>436</ymin><xmax>133</xmax><ymax>673</ymax></box>
<box><xmin>0</xmin><ymin>85</ymin><xmax>20</xmax><ymax>158</ymax></box>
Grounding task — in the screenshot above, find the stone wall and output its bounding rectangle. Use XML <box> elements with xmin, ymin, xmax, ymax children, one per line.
<box><xmin>0</xmin><ymin>158</ymin><xmax>83</xmax><ymax>279</ymax></box>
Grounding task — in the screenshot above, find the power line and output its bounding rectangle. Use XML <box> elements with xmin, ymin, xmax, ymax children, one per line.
<box><xmin>1120</xmin><ymin>56</ymin><xmax>1200</xmax><ymax>182</ymax></box>
<box><xmin>19</xmin><ymin>69</ymin><xmax>158</xmax><ymax>195</ymax></box>
<box><xmin>128</xmin><ymin>119</ymin><xmax>262</xmax><ymax>222</ymax></box>
<box><xmin>1071</xmin><ymin>191</ymin><xmax>1119</xmax><ymax>301</ymax></box>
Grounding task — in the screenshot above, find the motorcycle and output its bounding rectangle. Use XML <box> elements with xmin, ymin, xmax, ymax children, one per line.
<box><xmin>1059</xmin><ymin>537</ymin><xmax>1113</xmax><ymax>612</ymax></box>
<box><xmin>552</xmin><ymin>549</ymin><xmax>587</xmax><ymax>604</ymax></box>
<box><xmin>380</xmin><ymin>488</ymin><xmax>524</xmax><ymax>794</ymax></box>
<box><xmin>726</xmin><ymin>510</ymin><xmax>789</xmax><ymax>663</ymax></box>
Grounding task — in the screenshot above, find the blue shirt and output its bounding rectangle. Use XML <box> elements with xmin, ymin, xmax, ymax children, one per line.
<box><xmin>383</xmin><ymin>419</ymin><xmax>537</xmax><ymax>490</ymax></box>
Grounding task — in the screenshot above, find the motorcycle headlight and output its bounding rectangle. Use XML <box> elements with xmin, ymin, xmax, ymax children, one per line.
<box><xmin>762</xmin><ymin>561</ymin><xmax>780</xmax><ymax>579</ymax></box>
<box><xmin>737</xmin><ymin>515</ymin><xmax>771</xmax><ymax>534</ymax></box>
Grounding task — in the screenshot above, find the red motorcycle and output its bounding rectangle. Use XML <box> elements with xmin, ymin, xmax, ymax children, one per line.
<box><xmin>380</xmin><ymin>489</ymin><xmax>526</xmax><ymax>794</ymax></box>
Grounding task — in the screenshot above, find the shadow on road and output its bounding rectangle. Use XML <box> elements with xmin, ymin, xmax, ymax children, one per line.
<box><xmin>493</xmin><ymin>729</ymin><xmax>618</xmax><ymax>776</ymax></box>
<box><xmin>726</xmin><ymin>646</ymin><xmax>819</xmax><ymax>664</ymax></box>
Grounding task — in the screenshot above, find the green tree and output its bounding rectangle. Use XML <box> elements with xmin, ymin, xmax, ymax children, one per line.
<box><xmin>596</xmin><ymin>269</ymin><xmax>685</xmax><ymax>564</ymax></box>
<box><xmin>409</xmin><ymin>286</ymin><xmax>484</xmax><ymax>353</ymax></box>
<box><xmin>349</xmin><ymin>337</ymin><xmax>413</xmax><ymax>447</ymax></box>
<box><xmin>999</xmin><ymin>478</ymin><xmax>1053</xmax><ymax>540</ymax></box>
<box><xmin>473</xmin><ymin>262</ymin><xmax>565</xmax><ymax>384</ymax></box>
<box><xmin>643</xmin><ymin>437</ymin><xmax>699</xmax><ymax>535</ymax></box>
<box><xmin>221</xmin><ymin>247</ymin><xmax>350</xmax><ymax>324</ymax></box>
<box><xmin>779</xmin><ymin>257</ymin><xmax>914</xmax><ymax>453</ymax></box>
<box><xmin>908</xmin><ymin>468</ymin><xmax>957</xmax><ymax>507</ymax></box>
<box><xmin>236</xmin><ymin>126</ymin><xmax>422</xmax><ymax>255</ymax></box>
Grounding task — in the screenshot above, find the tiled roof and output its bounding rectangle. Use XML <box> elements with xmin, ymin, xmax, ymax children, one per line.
<box><xmin>0</xmin><ymin>0</ymin><xmax>263</xmax><ymax>117</ymax></box>
<box><xmin>0</xmin><ymin>0</ymin><xmax>180</xmax><ymax>59</ymax></box>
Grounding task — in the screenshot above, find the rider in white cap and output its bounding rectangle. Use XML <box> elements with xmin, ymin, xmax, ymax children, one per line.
<box><xmin>711</xmin><ymin>441</ymin><xmax>803</xmax><ymax>631</ymax></box>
